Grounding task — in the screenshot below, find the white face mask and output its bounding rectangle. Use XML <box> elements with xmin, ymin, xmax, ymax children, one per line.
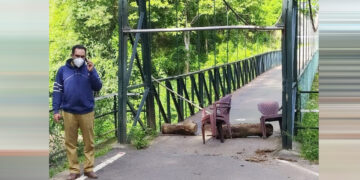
<box><xmin>73</xmin><ymin>58</ymin><xmax>85</xmax><ymax>68</ymax></box>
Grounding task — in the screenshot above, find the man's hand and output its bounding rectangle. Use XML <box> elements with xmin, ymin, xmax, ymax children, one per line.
<box><xmin>54</xmin><ymin>113</ymin><xmax>62</xmax><ymax>123</ymax></box>
<box><xmin>87</xmin><ymin>59</ymin><xmax>94</xmax><ymax>72</ymax></box>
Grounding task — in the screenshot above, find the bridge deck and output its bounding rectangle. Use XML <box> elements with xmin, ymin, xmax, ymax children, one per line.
<box><xmin>189</xmin><ymin>66</ymin><xmax>282</xmax><ymax>135</ymax></box>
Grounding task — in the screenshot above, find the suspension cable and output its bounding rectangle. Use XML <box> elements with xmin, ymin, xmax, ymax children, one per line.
<box><xmin>213</xmin><ymin>0</ymin><xmax>216</xmax><ymax>66</ymax></box>
<box><xmin>307</xmin><ymin>0</ymin><xmax>318</xmax><ymax>32</ymax></box>
<box><xmin>151</xmin><ymin>76</ymin><xmax>212</xmax><ymax>114</ymax></box>
<box><xmin>226</xmin><ymin>5</ymin><xmax>229</xmax><ymax>63</ymax></box>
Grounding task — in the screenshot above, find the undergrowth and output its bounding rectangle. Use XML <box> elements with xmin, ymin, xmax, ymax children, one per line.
<box><xmin>128</xmin><ymin>126</ymin><xmax>158</xmax><ymax>149</ymax></box>
<box><xmin>295</xmin><ymin>73</ymin><xmax>319</xmax><ymax>162</ymax></box>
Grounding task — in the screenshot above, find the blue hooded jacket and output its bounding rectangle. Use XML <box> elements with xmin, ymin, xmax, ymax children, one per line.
<box><xmin>52</xmin><ymin>59</ymin><xmax>102</xmax><ymax>114</ymax></box>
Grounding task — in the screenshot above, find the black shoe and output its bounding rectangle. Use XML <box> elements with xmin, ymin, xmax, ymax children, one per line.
<box><xmin>84</xmin><ymin>171</ymin><xmax>98</xmax><ymax>179</ymax></box>
<box><xmin>66</xmin><ymin>173</ymin><xmax>80</xmax><ymax>180</ymax></box>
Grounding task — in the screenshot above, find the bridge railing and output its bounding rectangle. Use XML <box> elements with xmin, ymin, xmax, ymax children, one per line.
<box><xmin>295</xmin><ymin>90</ymin><xmax>319</xmax><ymax>133</ymax></box>
<box><xmin>127</xmin><ymin>50</ymin><xmax>282</xmax><ymax>126</ymax></box>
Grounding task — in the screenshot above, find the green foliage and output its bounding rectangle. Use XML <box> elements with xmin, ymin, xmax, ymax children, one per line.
<box><xmin>49</xmin><ymin>161</ymin><xmax>69</xmax><ymax>178</ymax></box>
<box><xmin>49</xmin><ymin>0</ymin><xmax>283</xmax><ymax>97</ymax></box>
<box><xmin>128</xmin><ymin>126</ymin><xmax>158</xmax><ymax>149</ymax></box>
<box><xmin>128</xmin><ymin>126</ymin><xmax>148</xmax><ymax>149</ymax></box>
<box><xmin>296</xmin><ymin>73</ymin><xmax>319</xmax><ymax>162</ymax></box>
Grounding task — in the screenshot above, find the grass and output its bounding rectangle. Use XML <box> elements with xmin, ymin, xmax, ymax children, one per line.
<box><xmin>128</xmin><ymin>126</ymin><xmax>158</xmax><ymax>149</ymax></box>
<box><xmin>295</xmin><ymin>73</ymin><xmax>319</xmax><ymax>162</ymax></box>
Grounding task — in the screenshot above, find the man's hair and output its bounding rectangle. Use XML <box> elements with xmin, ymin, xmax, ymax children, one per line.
<box><xmin>71</xmin><ymin>44</ymin><xmax>87</xmax><ymax>55</ymax></box>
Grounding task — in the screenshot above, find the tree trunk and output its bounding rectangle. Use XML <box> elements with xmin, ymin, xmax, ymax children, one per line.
<box><xmin>205</xmin><ymin>37</ymin><xmax>208</xmax><ymax>55</ymax></box>
<box><xmin>183</xmin><ymin>9</ymin><xmax>190</xmax><ymax>73</ymax></box>
<box><xmin>161</xmin><ymin>119</ymin><xmax>197</xmax><ymax>135</ymax></box>
<box><xmin>162</xmin><ymin>122</ymin><xmax>273</xmax><ymax>137</ymax></box>
<box><xmin>221</xmin><ymin>123</ymin><xmax>273</xmax><ymax>138</ymax></box>
<box><xmin>184</xmin><ymin>31</ymin><xmax>190</xmax><ymax>73</ymax></box>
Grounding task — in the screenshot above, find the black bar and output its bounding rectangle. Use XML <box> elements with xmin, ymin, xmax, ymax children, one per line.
<box><xmin>132</xmin><ymin>88</ymin><xmax>149</xmax><ymax>127</ymax></box>
<box><xmin>179</xmin><ymin>78</ymin><xmax>195</xmax><ymax>115</ymax></box>
<box><xmin>209</xmin><ymin>70</ymin><xmax>219</xmax><ymax>101</ymax></box>
<box><xmin>299</xmin><ymin>91</ymin><xmax>319</xmax><ymax>93</ymax></box>
<box><xmin>238</xmin><ymin>61</ymin><xmax>245</xmax><ymax>86</ymax></box>
<box><xmin>113</xmin><ymin>95</ymin><xmax>117</xmax><ymax>137</ymax></box>
<box><xmin>255</xmin><ymin>56</ymin><xmax>260</xmax><ymax>76</ymax></box>
<box><xmin>191</xmin><ymin>77</ymin><xmax>195</xmax><ymax>104</ymax></box>
<box><xmin>229</xmin><ymin>64</ymin><xmax>236</xmax><ymax>91</ymax></box>
<box><xmin>250</xmin><ymin>58</ymin><xmax>254</xmax><ymax>78</ymax></box>
<box><xmin>246</xmin><ymin>60</ymin><xmax>251</xmax><ymax>83</ymax></box>
<box><xmin>221</xmin><ymin>67</ymin><xmax>227</xmax><ymax>94</ymax></box>
<box><xmin>233</xmin><ymin>63</ymin><xmax>240</xmax><ymax>89</ymax></box>
<box><xmin>245</xmin><ymin>60</ymin><xmax>250</xmax><ymax>81</ymax></box>
<box><xmin>166</xmin><ymin>80</ymin><xmax>183</xmax><ymax>122</ymax></box>
<box><xmin>242</xmin><ymin>60</ymin><xmax>248</xmax><ymax>84</ymax></box>
<box><xmin>225</xmin><ymin>65</ymin><xmax>231</xmax><ymax>93</ymax></box>
<box><xmin>177</xmin><ymin>78</ymin><xmax>184</xmax><ymax>121</ymax></box>
<box><xmin>190</xmin><ymin>75</ymin><xmax>201</xmax><ymax>108</ymax></box>
<box><xmin>261</xmin><ymin>55</ymin><xmax>265</xmax><ymax>74</ymax></box>
<box><xmin>217</xmin><ymin>68</ymin><xmax>226</xmax><ymax>97</ymax></box>
<box><xmin>223</xmin><ymin>66</ymin><xmax>230</xmax><ymax>94</ymax></box>
<box><xmin>95</xmin><ymin>111</ymin><xmax>117</xmax><ymax>119</ymax></box>
<box><xmin>254</xmin><ymin>58</ymin><xmax>258</xmax><ymax>77</ymax></box>
<box><xmin>98</xmin><ymin>129</ymin><xmax>117</xmax><ymax>138</ymax></box>
<box><xmin>209</xmin><ymin>70</ymin><xmax>213</xmax><ymax>102</ymax></box>
<box><xmin>166</xmin><ymin>87</ymin><xmax>171</xmax><ymax>123</ymax></box>
<box><xmin>126</xmin><ymin>99</ymin><xmax>145</xmax><ymax>129</ymax></box>
<box><xmin>252</xmin><ymin>58</ymin><xmax>256</xmax><ymax>79</ymax></box>
<box><xmin>253</xmin><ymin>58</ymin><xmax>257</xmax><ymax>79</ymax></box>
<box><xmin>201</xmin><ymin>72</ymin><xmax>212</xmax><ymax>104</ymax></box>
<box><xmin>153</xmin><ymin>85</ymin><xmax>170</xmax><ymax>123</ymax></box>
<box><xmin>198</xmin><ymin>73</ymin><xmax>204</xmax><ymax>108</ymax></box>
<box><xmin>123</xmin><ymin>25</ymin><xmax>284</xmax><ymax>33</ymax></box>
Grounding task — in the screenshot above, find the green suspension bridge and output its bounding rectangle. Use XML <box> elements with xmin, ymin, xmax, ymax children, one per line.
<box><xmin>50</xmin><ymin>0</ymin><xmax>318</xmax><ymax>179</ymax></box>
<box><xmin>116</xmin><ymin>0</ymin><xmax>318</xmax><ymax>148</ymax></box>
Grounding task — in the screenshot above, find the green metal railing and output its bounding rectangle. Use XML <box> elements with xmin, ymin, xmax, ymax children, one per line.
<box><xmin>295</xmin><ymin>90</ymin><xmax>319</xmax><ymax>135</ymax></box>
<box><xmin>127</xmin><ymin>50</ymin><xmax>282</xmax><ymax>128</ymax></box>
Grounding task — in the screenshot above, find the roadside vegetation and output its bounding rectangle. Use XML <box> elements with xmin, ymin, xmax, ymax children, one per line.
<box><xmin>296</xmin><ymin>73</ymin><xmax>319</xmax><ymax>162</ymax></box>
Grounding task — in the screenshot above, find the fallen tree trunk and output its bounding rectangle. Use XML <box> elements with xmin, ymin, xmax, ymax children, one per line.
<box><xmin>161</xmin><ymin>120</ymin><xmax>197</xmax><ymax>135</ymax></box>
<box><xmin>222</xmin><ymin>123</ymin><xmax>273</xmax><ymax>138</ymax></box>
<box><xmin>162</xmin><ymin>121</ymin><xmax>273</xmax><ymax>137</ymax></box>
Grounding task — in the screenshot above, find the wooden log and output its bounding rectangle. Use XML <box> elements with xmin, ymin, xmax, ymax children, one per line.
<box><xmin>221</xmin><ymin>123</ymin><xmax>273</xmax><ymax>138</ymax></box>
<box><xmin>161</xmin><ymin>119</ymin><xmax>198</xmax><ymax>135</ymax></box>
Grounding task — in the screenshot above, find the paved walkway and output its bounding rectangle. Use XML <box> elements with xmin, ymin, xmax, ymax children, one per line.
<box><xmin>53</xmin><ymin>66</ymin><xmax>318</xmax><ymax>180</ymax></box>
<box><xmin>230</xmin><ymin>66</ymin><xmax>282</xmax><ymax>125</ymax></box>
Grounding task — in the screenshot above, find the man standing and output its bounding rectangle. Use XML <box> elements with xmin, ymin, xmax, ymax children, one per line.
<box><xmin>52</xmin><ymin>45</ymin><xmax>102</xmax><ymax>180</ymax></box>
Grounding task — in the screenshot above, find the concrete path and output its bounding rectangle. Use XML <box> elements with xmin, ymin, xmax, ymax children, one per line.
<box><xmin>52</xmin><ymin>66</ymin><xmax>318</xmax><ymax>180</ymax></box>
<box><xmin>230</xmin><ymin>66</ymin><xmax>282</xmax><ymax>126</ymax></box>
